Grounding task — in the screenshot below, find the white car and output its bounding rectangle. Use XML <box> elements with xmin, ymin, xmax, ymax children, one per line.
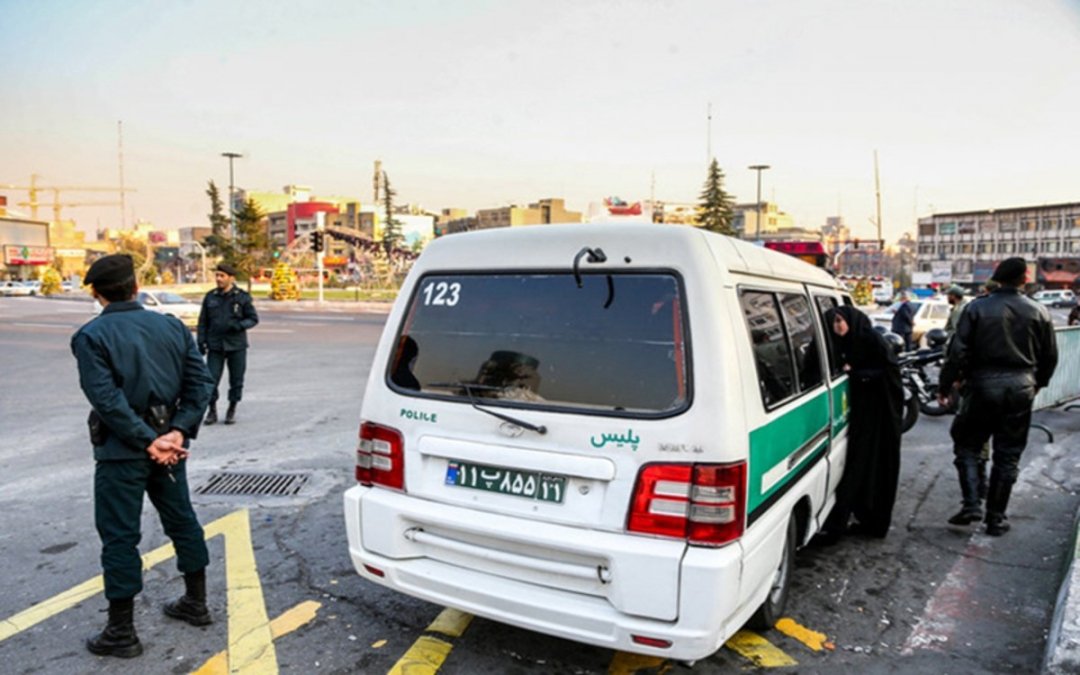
<box><xmin>1033</xmin><ymin>289</ymin><xmax>1076</xmax><ymax>308</ymax></box>
<box><xmin>869</xmin><ymin>299</ymin><xmax>951</xmax><ymax>345</ymax></box>
<box><xmin>1</xmin><ymin>280</ymin><xmax>36</xmax><ymax>297</ymax></box>
<box><xmin>93</xmin><ymin>290</ymin><xmax>201</xmax><ymax>329</ymax></box>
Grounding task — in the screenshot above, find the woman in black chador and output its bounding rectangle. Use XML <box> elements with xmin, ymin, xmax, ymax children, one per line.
<box><xmin>822</xmin><ymin>305</ymin><xmax>903</xmax><ymax>539</ymax></box>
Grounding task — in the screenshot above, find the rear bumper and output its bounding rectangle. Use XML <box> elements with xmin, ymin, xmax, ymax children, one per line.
<box><xmin>343</xmin><ymin>484</ymin><xmax>747</xmax><ymax>660</ymax></box>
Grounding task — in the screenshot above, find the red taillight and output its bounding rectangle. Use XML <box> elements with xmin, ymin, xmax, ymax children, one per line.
<box><xmin>356</xmin><ymin>422</ymin><xmax>405</xmax><ymax>490</ymax></box>
<box><xmin>631</xmin><ymin>635</ymin><xmax>673</xmax><ymax>649</ymax></box>
<box><xmin>363</xmin><ymin>564</ymin><xmax>386</xmax><ymax>578</ymax></box>
<box><xmin>627</xmin><ymin>461</ymin><xmax>746</xmax><ymax>546</ymax></box>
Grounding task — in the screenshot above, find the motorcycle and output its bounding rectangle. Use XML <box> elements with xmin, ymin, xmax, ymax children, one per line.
<box><xmin>887</xmin><ymin>328</ymin><xmax>952</xmax><ymax>433</ymax></box>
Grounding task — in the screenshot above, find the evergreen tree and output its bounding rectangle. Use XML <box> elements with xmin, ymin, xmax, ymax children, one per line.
<box><xmin>233</xmin><ymin>197</ymin><xmax>269</xmax><ymax>282</ymax></box>
<box><xmin>381</xmin><ymin>171</ymin><xmax>403</xmax><ymax>257</ymax></box>
<box><xmin>696</xmin><ymin>159</ymin><xmax>736</xmax><ymax>235</ymax></box>
<box><xmin>203</xmin><ymin>180</ymin><xmax>236</xmax><ymax>265</ymax></box>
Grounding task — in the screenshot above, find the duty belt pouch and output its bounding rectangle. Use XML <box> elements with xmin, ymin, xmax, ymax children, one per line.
<box><xmin>145</xmin><ymin>404</ymin><xmax>172</xmax><ymax>435</ymax></box>
<box><xmin>88</xmin><ymin>410</ymin><xmax>107</xmax><ymax>446</ymax></box>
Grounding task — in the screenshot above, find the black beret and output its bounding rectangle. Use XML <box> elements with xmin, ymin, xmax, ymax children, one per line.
<box><xmin>216</xmin><ymin>262</ymin><xmax>238</xmax><ymax>277</ymax></box>
<box><xmin>84</xmin><ymin>254</ymin><xmax>135</xmax><ymax>287</ymax></box>
<box><xmin>991</xmin><ymin>257</ymin><xmax>1027</xmax><ymax>285</ymax></box>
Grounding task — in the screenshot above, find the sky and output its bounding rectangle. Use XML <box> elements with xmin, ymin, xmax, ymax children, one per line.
<box><xmin>2</xmin><ymin>0</ymin><xmax>1079</xmax><ymax>243</ymax></box>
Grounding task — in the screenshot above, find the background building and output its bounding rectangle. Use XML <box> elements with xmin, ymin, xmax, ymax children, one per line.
<box><xmin>916</xmin><ymin>202</ymin><xmax>1080</xmax><ymax>287</ymax></box>
<box><xmin>732</xmin><ymin>202</ymin><xmax>795</xmax><ymax>238</ymax></box>
<box><xmin>1</xmin><ymin>214</ymin><xmax>50</xmax><ymax>280</ymax></box>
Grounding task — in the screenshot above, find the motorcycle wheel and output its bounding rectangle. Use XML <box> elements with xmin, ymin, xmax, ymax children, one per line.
<box><xmin>919</xmin><ymin>384</ymin><xmax>954</xmax><ymax>416</ymax></box>
<box><xmin>901</xmin><ymin>385</ymin><xmax>919</xmax><ymax>433</ymax></box>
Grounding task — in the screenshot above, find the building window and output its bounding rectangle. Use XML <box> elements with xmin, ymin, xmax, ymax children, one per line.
<box><xmin>978</xmin><ymin>242</ymin><xmax>993</xmax><ymax>253</ymax></box>
<box><xmin>960</xmin><ymin>243</ymin><xmax>974</xmax><ymax>254</ymax></box>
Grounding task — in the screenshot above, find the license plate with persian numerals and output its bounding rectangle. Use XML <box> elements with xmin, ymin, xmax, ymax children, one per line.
<box><xmin>445</xmin><ymin>460</ymin><xmax>567</xmax><ymax>504</ymax></box>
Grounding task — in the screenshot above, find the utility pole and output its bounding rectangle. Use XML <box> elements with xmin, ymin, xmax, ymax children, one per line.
<box><xmin>748</xmin><ymin>164</ymin><xmax>771</xmax><ymax>240</ymax></box>
<box><xmin>874</xmin><ymin>150</ymin><xmax>883</xmax><ymax>248</ymax></box>
<box><xmin>118</xmin><ymin>121</ymin><xmax>127</xmax><ymax>229</ymax></box>
<box><xmin>316</xmin><ymin>212</ymin><xmax>326</xmax><ymax>304</ymax></box>
<box><xmin>221</xmin><ymin>152</ymin><xmax>242</xmax><ymax>240</ymax></box>
<box><xmin>706</xmin><ymin>102</ymin><xmax>712</xmax><ymax>165</ymax></box>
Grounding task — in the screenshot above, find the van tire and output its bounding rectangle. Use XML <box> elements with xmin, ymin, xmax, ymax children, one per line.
<box><xmin>748</xmin><ymin>516</ymin><xmax>796</xmax><ymax>631</ymax></box>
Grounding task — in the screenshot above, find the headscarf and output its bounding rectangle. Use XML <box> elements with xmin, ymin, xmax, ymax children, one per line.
<box><xmin>825</xmin><ymin>305</ymin><xmax>895</xmax><ymax>370</ymax></box>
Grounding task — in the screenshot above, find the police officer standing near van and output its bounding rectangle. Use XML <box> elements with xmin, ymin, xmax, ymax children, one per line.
<box><xmin>197</xmin><ymin>262</ymin><xmax>259</xmax><ymax>425</ymax></box>
<box><xmin>939</xmin><ymin>257</ymin><xmax>1058</xmax><ymax>535</ymax></box>
<box><xmin>72</xmin><ymin>254</ymin><xmax>216</xmax><ymax>658</ymax></box>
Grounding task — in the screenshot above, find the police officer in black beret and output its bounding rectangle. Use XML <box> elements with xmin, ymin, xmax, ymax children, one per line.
<box><xmin>72</xmin><ymin>254</ymin><xmax>216</xmax><ymax>658</ymax></box>
<box><xmin>197</xmin><ymin>262</ymin><xmax>259</xmax><ymax>425</ymax></box>
<box><xmin>939</xmin><ymin>257</ymin><xmax>1058</xmax><ymax>535</ymax></box>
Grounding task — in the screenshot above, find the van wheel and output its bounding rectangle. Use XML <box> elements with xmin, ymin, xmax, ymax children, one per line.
<box><xmin>748</xmin><ymin>516</ymin><xmax>796</xmax><ymax>630</ymax></box>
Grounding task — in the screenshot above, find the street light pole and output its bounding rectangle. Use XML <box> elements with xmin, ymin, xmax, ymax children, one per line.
<box><xmin>221</xmin><ymin>152</ymin><xmax>242</xmax><ymax>241</ymax></box>
<box><xmin>748</xmin><ymin>164</ymin><xmax>771</xmax><ymax>240</ymax></box>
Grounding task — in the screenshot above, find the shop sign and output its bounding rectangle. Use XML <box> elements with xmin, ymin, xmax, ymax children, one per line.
<box><xmin>931</xmin><ymin>260</ymin><xmax>952</xmax><ymax>283</ymax></box>
<box><xmin>56</xmin><ymin>248</ymin><xmax>86</xmax><ymax>258</ymax></box>
<box><xmin>4</xmin><ymin>245</ymin><xmax>53</xmax><ymax>265</ymax></box>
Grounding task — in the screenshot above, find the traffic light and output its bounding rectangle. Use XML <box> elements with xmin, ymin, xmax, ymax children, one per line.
<box><xmin>310</xmin><ymin>231</ymin><xmax>324</xmax><ymax>253</ymax></box>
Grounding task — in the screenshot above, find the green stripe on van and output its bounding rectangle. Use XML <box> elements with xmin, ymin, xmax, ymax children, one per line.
<box><xmin>748</xmin><ymin>390</ymin><xmax>830</xmax><ymax>513</ymax></box>
<box><xmin>831</xmin><ymin>380</ymin><xmax>850</xmax><ymax>435</ymax></box>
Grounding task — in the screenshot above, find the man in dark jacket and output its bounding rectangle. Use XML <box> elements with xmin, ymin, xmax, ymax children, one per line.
<box><xmin>891</xmin><ymin>292</ymin><xmax>916</xmax><ymax>351</ymax></box>
<box><xmin>939</xmin><ymin>257</ymin><xmax>1058</xmax><ymax>535</ymax></box>
<box><xmin>72</xmin><ymin>255</ymin><xmax>216</xmax><ymax>658</ymax></box>
<box><xmin>197</xmin><ymin>262</ymin><xmax>259</xmax><ymax>425</ymax></box>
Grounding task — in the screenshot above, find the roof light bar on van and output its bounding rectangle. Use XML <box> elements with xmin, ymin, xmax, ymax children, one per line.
<box><xmin>356</xmin><ymin>422</ymin><xmax>405</xmax><ymax>490</ymax></box>
<box><xmin>627</xmin><ymin>462</ymin><xmax>746</xmax><ymax>546</ymax></box>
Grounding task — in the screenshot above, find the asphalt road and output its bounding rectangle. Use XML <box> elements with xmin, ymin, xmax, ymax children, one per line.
<box><xmin>2</xmin><ymin>295</ymin><xmax>1079</xmax><ymax>674</ymax></box>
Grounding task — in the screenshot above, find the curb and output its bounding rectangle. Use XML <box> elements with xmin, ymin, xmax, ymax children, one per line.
<box><xmin>1044</xmin><ymin>504</ymin><xmax>1080</xmax><ymax>673</ymax></box>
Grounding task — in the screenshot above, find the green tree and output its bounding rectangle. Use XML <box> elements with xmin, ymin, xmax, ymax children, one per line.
<box><xmin>381</xmin><ymin>171</ymin><xmax>403</xmax><ymax>257</ymax></box>
<box><xmin>696</xmin><ymin>159</ymin><xmax>736</xmax><ymax>235</ymax></box>
<box><xmin>232</xmin><ymin>197</ymin><xmax>269</xmax><ymax>281</ymax></box>
<box><xmin>203</xmin><ymin>180</ymin><xmax>236</xmax><ymax>265</ymax></box>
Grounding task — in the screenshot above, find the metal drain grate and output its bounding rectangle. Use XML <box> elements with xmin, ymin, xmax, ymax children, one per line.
<box><xmin>195</xmin><ymin>472</ymin><xmax>310</xmax><ymax>497</ymax></box>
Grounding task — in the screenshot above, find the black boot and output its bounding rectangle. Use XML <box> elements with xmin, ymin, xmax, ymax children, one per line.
<box><xmin>977</xmin><ymin>458</ymin><xmax>988</xmax><ymax>502</ymax></box>
<box><xmin>224</xmin><ymin>402</ymin><xmax>237</xmax><ymax>425</ymax></box>
<box><xmin>204</xmin><ymin>404</ymin><xmax>218</xmax><ymax>425</ymax></box>
<box><xmin>86</xmin><ymin>598</ymin><xmax>143</xmax><ymax>658</ymax></box>
<box><xmin>984</xmin><ymin>470</ymin><xmax>1014</xmax><ymax>536</ymax></box>
<box><xmin>948</xmin><ymin>457</ymin><xmax>984</xmax><ymax>525</ymax></box>
<box><xmin>163</xmin><ymin>568</ymin><xmax>213</xmax><ymax>626</ymax></box>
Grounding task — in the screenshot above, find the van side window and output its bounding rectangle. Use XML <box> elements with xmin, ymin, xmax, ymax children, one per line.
<box><xmin>814</xmin><ymin>296</ymin><xmax>844</xmax><ymax>379</ymax></box>
<box><xmin>740</xmin><ymin>291</ymin><xmax>796</xmax><ymax>407</ymax></box>
<box><xmin>779</xmin><ymin>293</ymin><xmax>824</xmax><ymax>392</ymax></box>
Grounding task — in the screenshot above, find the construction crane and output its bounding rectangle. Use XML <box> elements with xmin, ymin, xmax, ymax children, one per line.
<box><xmin>0</xmin><ymin>174</ymin><xmax>135</xmax><ymax>223</ymax></box>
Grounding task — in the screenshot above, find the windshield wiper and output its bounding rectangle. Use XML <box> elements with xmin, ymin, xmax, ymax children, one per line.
<box><xmin>427</xmin><ymin>381</ymin><xmax>547</xmax><ymax>435</ymax></box>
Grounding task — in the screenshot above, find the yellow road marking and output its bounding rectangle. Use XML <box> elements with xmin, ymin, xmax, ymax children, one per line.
<box><xmin>0</xmin><ymin>540</ymin><xmax>176</xmax><ymax>642</ymax></box>
<box><xmin>203</xmin><ymin>509</ymin><xmax>277</xmax><ymax>673</ymax></box>
<box><xmin>608</xmin><ymin>651</ymin><xmax>669</xmax><ymax>674</ymax></box>
<box><xmin>775</xmin><ymin>617</ymin><xmax>832</xmax><ymax>651</ymax></box>
<box><xmin>425</xmin><ymin>608</ymin><xmax>473</xmax><ymax>638</ymax></box>
<box><xmin>0</xmin><ymin>510</ymin><xmax>280</xmax><ymax>674</ymax></box>
<box><xmin>192</xmin><ymin>600</ymin><xmax>322</xmax><ymax>675</ymax></box>
<box><xmin>387</xmin><ymin>635</ymin><xmax>454</xmax><ymax>675</ymax></box>
<box><xmin>725</xmin><ymin>630</ymin><xmax>798</xmax><ymax>667</ymax></box>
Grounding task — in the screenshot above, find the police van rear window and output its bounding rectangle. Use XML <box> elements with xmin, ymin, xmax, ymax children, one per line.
<box><xmin>387</xmin><ymin>272</ymin><xmax>690</xmax><ymax>416</ymax></box>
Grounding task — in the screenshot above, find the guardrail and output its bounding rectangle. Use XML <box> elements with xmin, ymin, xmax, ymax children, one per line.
<box><xmin>1035</xmin><ymin>326</ymin><xmax>1080</xmax><ymax>411</ymax></box>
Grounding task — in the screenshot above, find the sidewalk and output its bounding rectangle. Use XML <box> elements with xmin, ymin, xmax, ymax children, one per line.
<box><xmin>1045</xmin><ymin>496</ymin><xmax>1080</xmax><ymax>673</ymax></box>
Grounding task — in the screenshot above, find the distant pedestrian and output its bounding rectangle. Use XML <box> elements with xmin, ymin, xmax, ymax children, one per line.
<box><xmin>1069</xmin><ymin>304</ymin><xmax>1080</xmax><ymax>327</ymax></box>
<box><xmin>944</xmin><ymin>286</ymin><xmax>969</xmax><ymax>337</ymax></box>
<box><xmin>197</xmin><ymin>263</ymin><xmax>259</xmax><ymax>425</ymax></box>
<box><xmin>891</xmin><ymin>291</ymin><xmax>916</xmax><ymax>351</ymax></box>
<box><xmin>939</xmin><ymin>258</ymin><xmax>1058</xmax><ymax>535</ymax></box>
<box><xmin>72</xmin><ymin>254</ymin><xmax>216</xmax><ymax>658</ymax></box>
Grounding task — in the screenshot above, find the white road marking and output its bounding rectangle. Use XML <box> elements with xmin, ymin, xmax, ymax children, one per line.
<box><xmin>11</xmin><ymin>322</ymin><xmax>78</xmax><ymax>329</ymax></box>
<box><xmin>257</xmin><ymin>329</ymin><xmax>296</xmax><ymax>333</ymax></box>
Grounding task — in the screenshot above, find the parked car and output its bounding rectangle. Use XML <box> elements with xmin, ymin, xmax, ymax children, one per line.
<box><xmin>869</xmin><ymin>299</ymin><xmax>951</xmax><ymax>346</ymax></box>
<box><xmin>93</xmin><ymin>290</ymin><xmax>201</xmax><ymax>329</ymax></box>
<box><xmin>1033</xmin><ymin>289</ymin><xmax>1076</xmax><ymax>308</ymax></box>
<box><xmin>1</xmin><ymin>280</ymin><xmax>35</xmax><ymax>297</ymax></box>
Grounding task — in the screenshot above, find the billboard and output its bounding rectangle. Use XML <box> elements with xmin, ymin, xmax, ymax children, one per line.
<box><xmin>3</xmin><ymin>245</ymin><xmax>53</xmax><ymax>265</ymax></box>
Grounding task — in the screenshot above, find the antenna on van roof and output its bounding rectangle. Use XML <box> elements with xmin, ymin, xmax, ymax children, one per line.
<box><xmin>573</xmin><ymin>247</ymin><xmax>607</xmax><ymax>288</ymax></box>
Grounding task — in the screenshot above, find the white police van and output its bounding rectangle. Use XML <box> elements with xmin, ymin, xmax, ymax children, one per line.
<box><xmin>344</xmin><ymin>223</ymin><xmax>851</xmax><ymax>659</ymax></box>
